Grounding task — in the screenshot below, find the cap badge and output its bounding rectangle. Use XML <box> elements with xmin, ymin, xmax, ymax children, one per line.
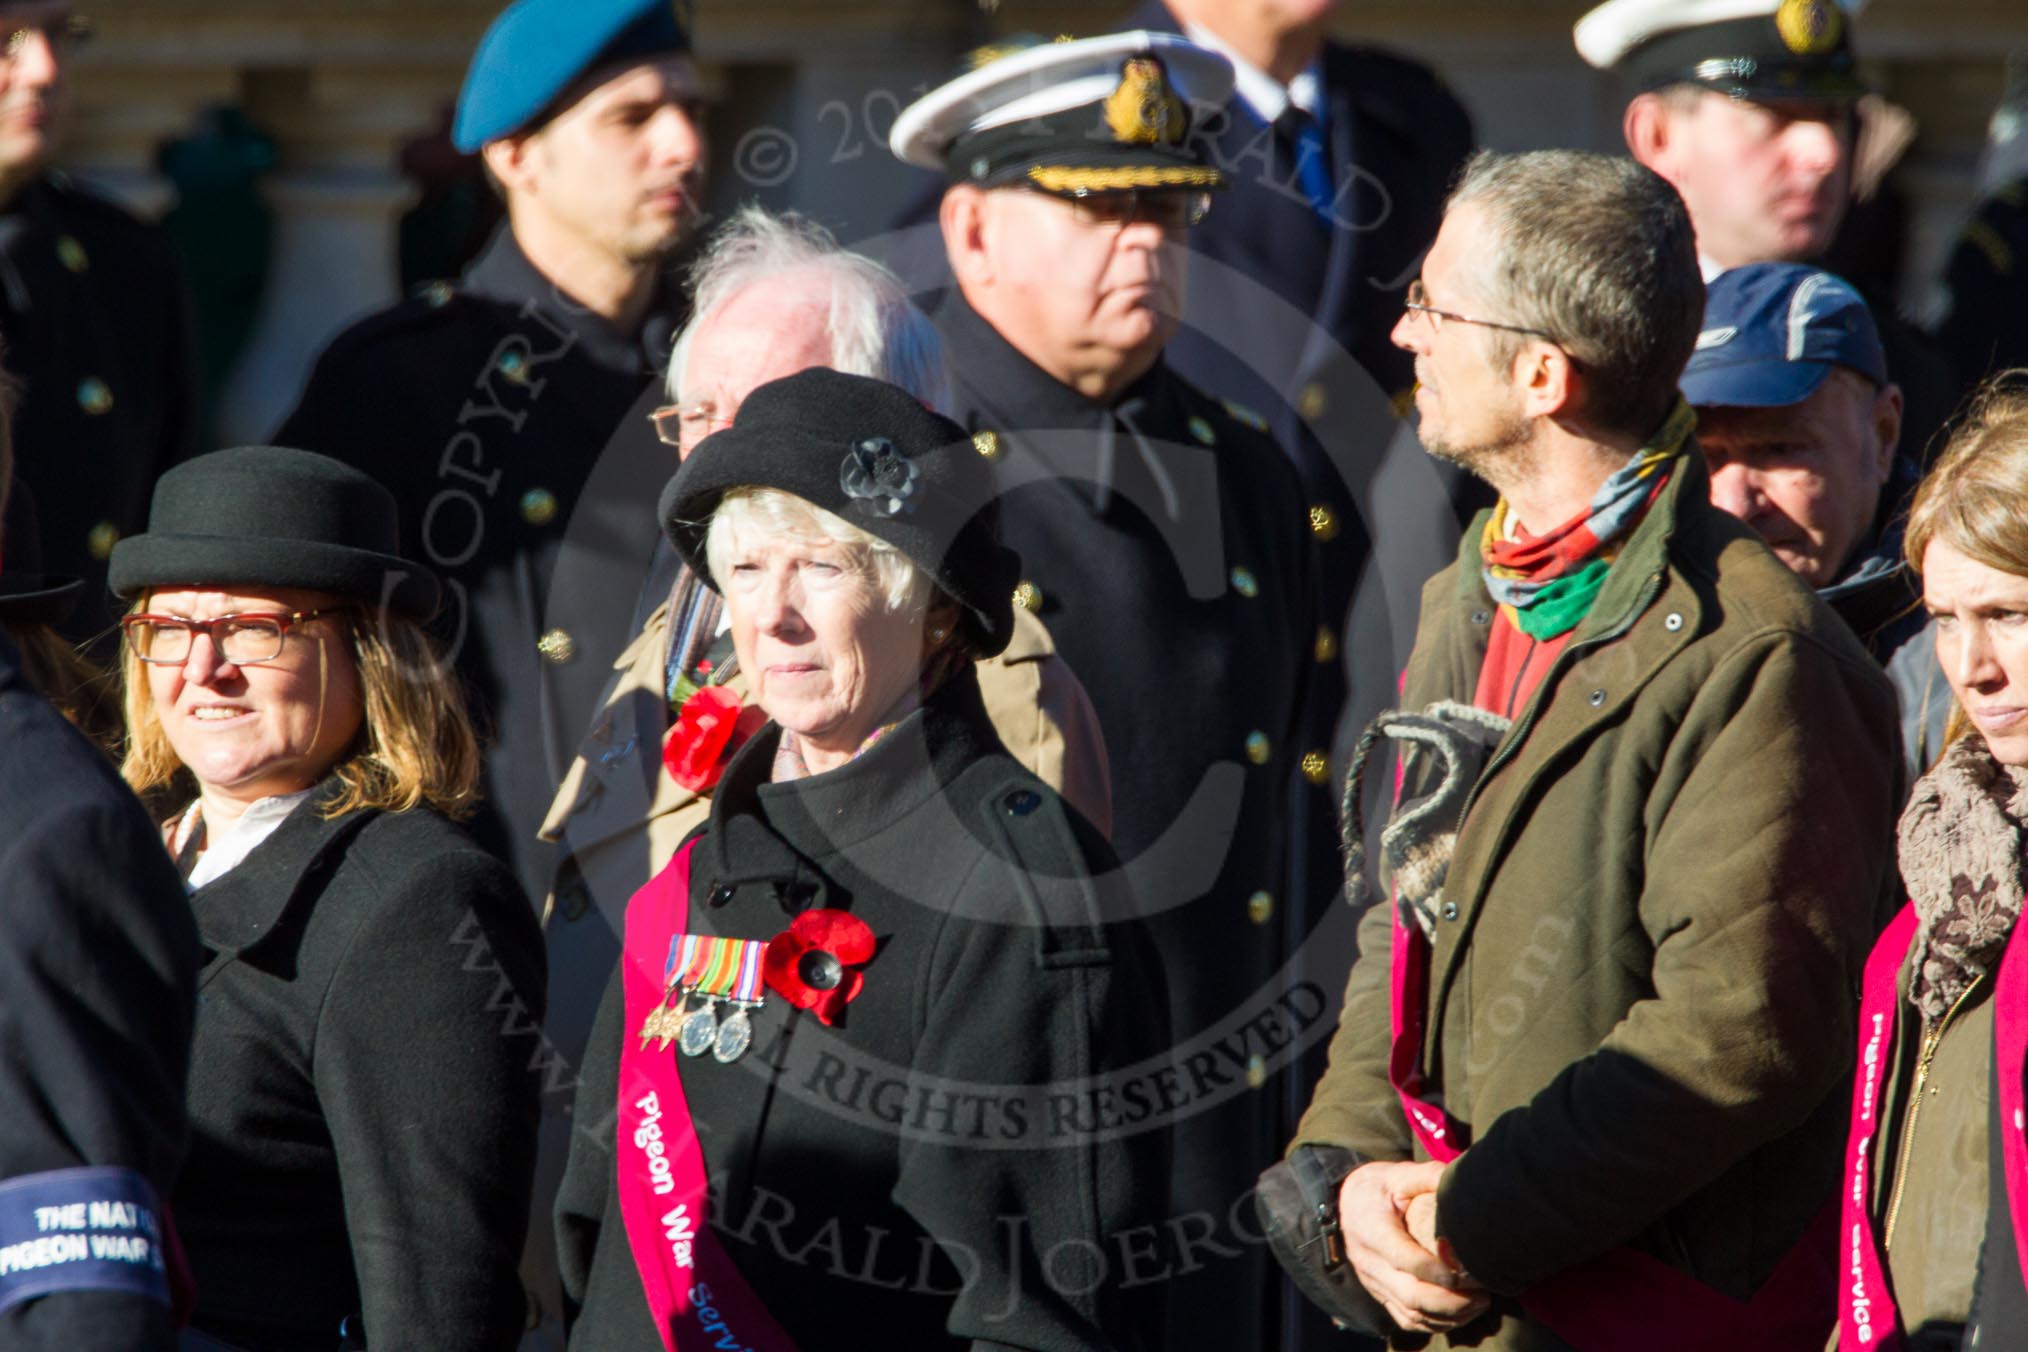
<box><xmin>840</xmin><ymin>436</ymin><xmax>921</xmax><ymax>518</ymax></box>
<box><xmin>1775</xmin><ymin>0</ymin><xmax>1842</xmax><ymax>57</ymax></box>
<box><xmin>1105</xmin><ymin>57</ymin><xmax>1187</xmax><ymax>147</ymax></box>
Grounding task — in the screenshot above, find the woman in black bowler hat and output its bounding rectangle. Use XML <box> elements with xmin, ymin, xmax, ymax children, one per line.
<box><xmin>554</xmin><ymin>369</ymin><xmax>1171</xmax><ymax>1352</ymax></box>
<box><xmin>108</xmin><ymin>446</ymin><xmax>546</xmax><ymax>1351</ymax></box>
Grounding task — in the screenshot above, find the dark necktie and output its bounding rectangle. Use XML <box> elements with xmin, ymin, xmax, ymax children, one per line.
<box><xmin>1274</xmin><ymin>105</ymin><xmax>1336</xmax><ymax>228</ymax></box>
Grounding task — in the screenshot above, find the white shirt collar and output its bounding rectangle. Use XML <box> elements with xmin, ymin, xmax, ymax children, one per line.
<box><xmin>1699</xmin><ymin>252</ymin><xmax>1726</xmax><ymax>283</ymax></box>
<box><xmin>183</xmin><ymin>790</ymin><xmax>316</xmax><ymax>891</ymax></box>
<box><xmin>1181</xmin><ymin>21</ymin><xmax>1325</xmax><ymax>127</ymax></box>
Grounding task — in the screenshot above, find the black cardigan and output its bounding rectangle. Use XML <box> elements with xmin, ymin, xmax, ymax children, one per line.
<box><xmin>556</xmin><ymin>669</ymin><xmax>1173</xmax><ymax>1351</ymax></box>
<box><xmin>170</xmin><ymin>783</ymin><xmax>545</xmax><ymax>1350</ymax></box>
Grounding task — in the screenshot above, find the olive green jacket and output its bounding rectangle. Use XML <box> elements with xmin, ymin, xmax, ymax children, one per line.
<box><xmin>1294</xmin><ymin>452</ymin><xmax>1904</xmax><ymax>1347</ymax></box>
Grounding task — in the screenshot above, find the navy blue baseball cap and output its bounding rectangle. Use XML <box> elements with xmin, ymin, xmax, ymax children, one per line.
<box><xmin>1680</xmin><ymin>262</ymin><xmax>1888</xmax><ymax>409</ymax></box>
<box><xmin>453</xmin><ymin>0</ymin><xmax>691</xmax><ymax>153</ymax></box>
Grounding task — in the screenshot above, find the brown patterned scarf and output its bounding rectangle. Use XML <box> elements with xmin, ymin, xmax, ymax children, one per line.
<box><xmin>1899</xmin><ymin>732</ymin><xmax>2028</xmax><ymax>1023</ymax></box>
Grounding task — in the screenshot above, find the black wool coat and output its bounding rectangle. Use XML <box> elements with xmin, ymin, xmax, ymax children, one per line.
<box><xmin>274</xmin><ymin>226</ymin><xmax>683</xmax><ymax>908</ymax></box>
<box><xmin>169</xmin><ymin>784</ymin><xmax>546</xmax><ymax>1351</ymax></box>
<box><xmin>0</xmin><ymin>629</ymin><xmax>200</xmax><ymax>1349</ymax></box>
<box><xmin>0</xmin><ymin>174</ymin><xmax>199</xmax><ymax>644</ymax></box>
<box><xmin>556</xmin><ymin>669</ymin><xmax>1174</xmax><ymax>1352</ymax></box>
<box><xmin>937</xmin><ymin>294</ymin><xmax>1321</xmax><ymax>1346</ymax></box>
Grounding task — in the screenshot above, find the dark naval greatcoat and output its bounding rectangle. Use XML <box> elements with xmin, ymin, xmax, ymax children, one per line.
<box><xmin>556</xmin><ymin>668</ymin><xmax>1172</xmax><ymax>1351</ymax></box>
<box><xmin>936</xmin><ymin>293</ymin><xmax>1322</xmax><ymax>1349</ymax></box>
<box><xmin>276</xmin><ymin>226</ymin><xmax>682</xmax><ymax>905</ymax></box>
<box><xmin>169</xmin><ymin>784</ymin><xmax>545</xmax><ymax>1351</ymax></box>
<box><xmin>0</xmin><ymin>628</ymin><xmax>199</xmax><ymax>1349</ymax></box>
<box><xmin>0</xmin><ymin>174</ymin><xmax>198</xmax><ymax>642</ymax></box>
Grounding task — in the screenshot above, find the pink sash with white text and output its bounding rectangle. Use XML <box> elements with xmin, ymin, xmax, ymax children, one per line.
<box><xmin>616</xmin><ymin>841</ymin><xmax>802</xmax><ymax>1352</ymax></box>
<box><xmin>1840</xmin><ymin>904</ymin><xmax>2028</xmax><ymax>1349</ymax></box>
<box><xmin>1388</xmin><ymin>908</ymin><xmax>1837</xmax><ymax>1349</ymax></box>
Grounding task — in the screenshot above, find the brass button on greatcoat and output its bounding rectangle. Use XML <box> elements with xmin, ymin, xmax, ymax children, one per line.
<box><xmin>1229</xmin><ymin>566</ymin><xmax>1258</xmax><ymax>598</ymax></box>
<box><xmin>1308</xmin><ymin>504</ymin><xmax>1338</xmax><ymax>541</ymax></box>
<box><xmin>1187</xmin><ymin>415</ymin><xmax>1217</xmax><ymax>446</ymax></box>
<box><xmin>1013</xmin><ymin>581</ymin><xmax>1044</xmax><ymax>613</ymax></box>
<box><xmin>1245</xmin><ymin>1054</ymin><xmax>1267</xmax><ymax>1089</ymax></box>
<box><xmin>1298</xmin><ymin>383</ymin><xmax>1327</xmax><ymax>421</ymax></box>
<box><xmin>537</xmin><ymin>628</ymin><xmax>577</xmax><ymax>664</ymax></box>
<box><xmin>56</xmin><ymin>235</ymin><xmax>88</xmax><ymax>272</ymax></box>
<box><xmin>1244</xmin><ymin>731</ymin><xmax>1271</xmax><ymax>765</ymax></box>
<box><xmin>519</xmin><ymin>488</ymin><xmax>558</xmax><ymax>526</ymax></box>
<box><xmin>1314</xmin><ymin>625</ymin><xmax>1338</xmax><ymax>664</ymax></box>
<box><xmin>86</xmin><ymin>521</ymin><xmax>119</xmax><ymax>561</ymax></box>
<box><xmin>77</xmin><ymin>377</ymin><xmax>112</xmax><ymax>416</ymax></box>
<box><xmin>1247</xmin><ymin>891</ymin><xmax>1274</xmax><ymax>925</ymax></box>
<box><xmin>1301</xmin><ymin>751</ymin><xmax>1330</xmax><ymax>785</ymax></box>
<box><xmin>972</xmin><ymin>430</ymin><xmax>1003</xmax><ymax>461</ymax></box>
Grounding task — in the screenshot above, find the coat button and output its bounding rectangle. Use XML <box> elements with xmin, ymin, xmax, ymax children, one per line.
<box><xmin>1314</xmin><ymin>625</ymin><xmax>1338</xmax><ymax>663</ymax></box>
<box><xmin>1247</xmin><ymin>891</ymin><xmax>1274</xmax><ymax>925</ymax></box>
<box><xmin>972</xmin><ymin>430</ymin><xmax>1003</xmax><ymax>461</ymax></box>
<box><xmin>1441</xmin><ymin>901</ymin><xmax>1459</xmax><ymax>922</ymax></box>
<box><xmin>498</xmin><ymin>350</ymin><xmax>531</xmax><ymax>383</ymax></box>
<box><xmin>707</xmin><ymin>883</ymin><xmax>736</xmax><ymax>908</ymax></box>
<box><xmin>1004</xmin><ymin>789</ymin><xmax>1041</xmax><ymax>817</ymax></box>
<box><xmin>1246</xmin><ymin>1054</ymin><xmax>1268</xmax><ymax>1089</ymax></box>
<box><xmin>538</xmin><ymin>628</ymin><xmax>577</xmax><ymax>663</ymax></box>
<box><xmin>1664</xmin><ymin>611</ymin><xmax>1684</xmax><ymax>632</ymax></box>
<box><xmin>1244</xmin><ymin>731</ymin><xmax>1271</xmax><ymax>765</ymax></box>
<box><xmin>424</xmin><ymin>280</ymin><xmax>454</xmax><ymax>307</ymax></box>
<box><xmin>1301</xmin><ymin>750</ymin><xmax>1330</xmax><ymax>785</ymax></box>
<box><xmin>1229</xmin><ymin>566</ymin><xmax>1258</xmax><ymax>598</ymax></box>
<box><xmin>1470</xmin><ymin>610</ymin><xmax>1490</xmax><ymax>626</ymax></box>
<box><xmin>77</xmin><ymin>377</ymin><xmax>113</xmax><ymax>415</ymax></box>
<box><xmin>1187</xmin><ymin>415</ymin><xmax>1217</xmax><ymax>446</ymax></box>
<box><xmin>1309</xmin><ymin>505</ymin><xmax>1339</xmax><ymax>541</ymax></box>
<box><xmin>1298</xmin><ymin>383</ymin><xmax>1327</xmax><ymax>421</ymax></box>
<box><xmin>1013</xmin><ymin>581</ymin><xmax>1044</xmax><ymax>613</ymax></box>
<box><xmin>1588</xmin><ymin>688</ymin><xmax>1606</xmax><ymax>707</ymax></box>
<box><xmin>56</xmin><ymin>235</ymin><xmax>88</xmax><ymax>272</ymax></box>
<box><xmin>520</xmin><ymin>488</ymin><xmax>558</xmax><ymax>526</ymax></box>
<box><xmin>86</xmin><ymin>520</ymin><xmax>119</xmax><ymax>561</ymax></box>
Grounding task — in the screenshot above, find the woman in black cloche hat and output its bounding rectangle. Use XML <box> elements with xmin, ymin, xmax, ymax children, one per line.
<box><xmin>109</xmin><ymin>446</ymin><xmax>545</xmax><ymax>1351</ymax></box>
<box><xmin>555</xmin><ymin>369</ymin><xmax>1171</xmax><ymax>1352</ymax></box>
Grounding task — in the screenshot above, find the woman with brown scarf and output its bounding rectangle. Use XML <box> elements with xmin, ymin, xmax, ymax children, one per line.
<box><xmin>1834</xmin><ymin>373</ymin><xmax>2028</xmax><ymax>1350</ymax></box>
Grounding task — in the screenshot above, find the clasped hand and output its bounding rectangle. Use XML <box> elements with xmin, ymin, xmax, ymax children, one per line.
<box><xmin>1336</xmin><ymin>1159</ymin><xmax>1490</xmax><ymax>1336</ymax></box>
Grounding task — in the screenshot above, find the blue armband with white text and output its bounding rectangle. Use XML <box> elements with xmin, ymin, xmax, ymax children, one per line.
<box><xmin>0</xmin><ymin>1167</ymin><xmax>171</xmax><ymax>1312</ymax></box>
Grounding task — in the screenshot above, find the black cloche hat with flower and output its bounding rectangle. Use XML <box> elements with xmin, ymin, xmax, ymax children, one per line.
<box><xmin>658</xmin><ymin>369</ymin><xmax>1020</xmax><ymax>658</ymax></box>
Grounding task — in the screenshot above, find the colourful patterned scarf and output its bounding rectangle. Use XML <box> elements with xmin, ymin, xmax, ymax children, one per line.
<box><xmin>1480</xmin><ymin>400</ymin><xmax>1694</xmax><ymax>641</ymax></box>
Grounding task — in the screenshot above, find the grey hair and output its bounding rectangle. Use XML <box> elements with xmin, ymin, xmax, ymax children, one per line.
<box><xmin>1447</xmin><ymin>149</ymin><xmax>1703</xmax><ymax>438</ymax></box>
<box><xmin>668</xmin><ymin>205</ymin><xmax>951</xmax><ymax>411</ymax></box>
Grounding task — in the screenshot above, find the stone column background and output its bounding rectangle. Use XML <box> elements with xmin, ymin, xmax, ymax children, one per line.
<box><xmin>57</xmin><ymin>0</ymin><xmax>2028</xmax><ymax>444</ymax></box>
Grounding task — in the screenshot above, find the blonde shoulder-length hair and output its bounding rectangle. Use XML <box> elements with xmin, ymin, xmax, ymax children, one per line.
<box><xmin>1903</xmin><ymin>370</ymin><xmax>2028</xmax><ymax>749</ymax></box>
<box><xmin>120</xmin><ymin>599</ymin><xmax>482</xmax><ymax>820</ymax></box>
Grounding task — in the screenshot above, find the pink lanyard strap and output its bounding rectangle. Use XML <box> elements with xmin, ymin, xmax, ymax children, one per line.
<box><xmin>616</xmin><ymin>841</ymin><xmax>802</xmax><ymax>1352</ymax></box>
<box><xmin>1388</xmin><ymin>905</ymin><xmax>1837</xmax><ymax>1350</ymax></box>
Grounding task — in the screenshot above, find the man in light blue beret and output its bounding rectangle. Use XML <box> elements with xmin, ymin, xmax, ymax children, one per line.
<box><xmin>272</xmin><ymin>3</ymin><xmax>707</xmax><ymax>1341</ymax></box>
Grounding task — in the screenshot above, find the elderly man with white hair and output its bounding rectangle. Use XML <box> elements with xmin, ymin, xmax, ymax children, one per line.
<box><xmin>520</xmin><ymin>204</ymin><xmax>1112</xmax><ymax>1341</ymax></box>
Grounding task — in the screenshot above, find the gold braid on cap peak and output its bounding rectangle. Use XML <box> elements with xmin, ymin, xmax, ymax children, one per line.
<box><xmin>1027</xmin><ymin>164</ymin><xmax>1224</xmax><ymax>193</ymax></box>
<box><xmin>1105</xmin><ymin>57</ymin><xmax>1188</xmax><ymax>146</ymax></box>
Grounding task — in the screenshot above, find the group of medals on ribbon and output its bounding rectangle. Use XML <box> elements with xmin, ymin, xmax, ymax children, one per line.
<box><xmin>638</xmin><ymin>932</ymin><xmax>768</xmax><ymax>1064</ymax></box>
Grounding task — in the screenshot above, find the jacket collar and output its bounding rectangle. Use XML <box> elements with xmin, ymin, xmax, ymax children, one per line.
<box><xmin>698</xmin><ymin>665</ymin><xmax>999</xmax><ymax>898</ymax></box>
<box><xmin>461</xmin><ymin>224</ymin><xmax>680</xmax><ymax>374</ymax></box>
<box><xmin>189</xmin><ymin>780</ymin><xmax>376</xmax><ymax>977</ymax></box>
